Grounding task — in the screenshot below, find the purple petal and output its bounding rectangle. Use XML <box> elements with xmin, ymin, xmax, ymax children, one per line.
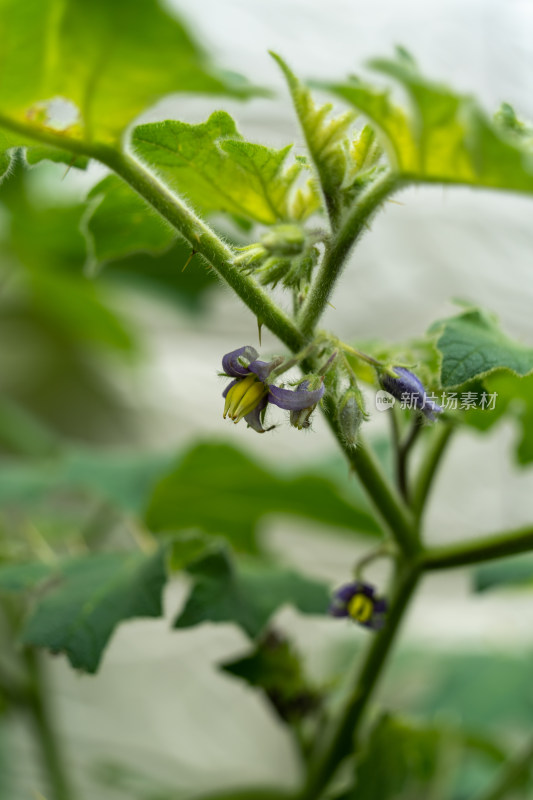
<box><xmin>328</xmin><ymin>603</ymin><xmax>350</xmax><ymax>618</ymax></box>
<box><xmin>381</xmin><ymin>367</ymin><xmax>442</xmax><ymax>420</ymax></box>
<box><xmin>333</xmin><ymin>581</ymin><xmax>375</xmax><ymax>603</ymax></box>
<box><xmin>267</xmin><ymin>382</ymin><xmax>325</xmax><ymax>411</ymax></box>
<box><xmin>222</xmin><ymin>346</ymin><xmax>259</xmax><ymax>378</ymax></box>
<box><xmin>244</xmin><ymin>396</ymin><xmax>269</xmax><ymax>433</ymax></box>
<box><xmin>222</xmin><ymin>378</ymin><xmax>239</xmax><ymax>398</ymax></box>
<box><xmin>248</xmin><ymin>359</ymin><xmax>278</xmax><ymax>383</ymax></box>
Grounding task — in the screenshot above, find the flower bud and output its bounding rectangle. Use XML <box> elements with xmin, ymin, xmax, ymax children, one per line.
<box><xmin>379</xmin><ymin>366</ymin><xmax>442</xmax><ymax>421</ymax></box>
<box><xmin>260</xmin><ymin>224</ymin><xmax>305</xmax><ymax>256</ymax></box>
<box><xmin>337</xmin><ymin>389</ymin><xmax>364</xmax><ymax>447</ymax></box>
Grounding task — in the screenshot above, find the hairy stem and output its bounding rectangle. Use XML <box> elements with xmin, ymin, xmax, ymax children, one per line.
<box><xmin>298</xmin><ymin>172</ymin><xmax>400</xmax><ymax>337</ymax></box>
<box><xmin>24</xmin><ymin>648</ymin><xmax>73</xmax><ymax>800</ymax></box>
<box><xmin>321</xmin><ymin>395</ymin><xmax>419</xmax><ymax>557</ymax></box>
<box><xmin>423</xmin><ymin>525</ymin><xmax>533</xmax><ymax>570</ymax></box>
<box><xmin>473</xmin><ymin>738</ymin><xmax>533</xmax><ymax>800</ymax></box>
<box><xmin>0</xmin><ymin>114</ymin><xmax>305</xmax><ymax>353</ymax></box>
<box><xmin>300</xmin><ymin>562</ymin><xmax>421</xmax><ymax>800</ymax></box>
<box><xmin>412</xmin><ymin>424</ymin><xmax>454</xmax><ymax>524</ymax></box>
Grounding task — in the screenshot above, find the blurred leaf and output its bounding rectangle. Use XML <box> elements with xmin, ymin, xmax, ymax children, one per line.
<box><xmin>175</xmin><ymin>547</ymin><xmax>329</xmax><ymax>637</ymax></box>
<box><xmin>25</xmin><ymin>146</ymin><xmax>89</xmax><ymax>170</ymax></box>
<box><xmin>0</xmin><ymin>547</ymin><xmax>168</xmax><ymax>672</ymax></box>
<box><xmin>132</xmin><ymin>111</ymin><xmax>320</xmax><ymax>224</ymax></box>
<box><xmin>352</xmin><ymin>714</ymin><xmax>448</xmax><ymax>800</ymax></box>
<box><xmin>463</xmin><ymin>372</ymin><xmax>533</xmax><ymax>466</ymax></box>
<box><xmin>0</xmin><ymin>0</ymin><xmax>256</xmax><ymax>146</ymax></box>
<box><xmin>431</xmin><ymin>308</ymin><xmax>533</xmax><ymax>388</ymax></box>
<box><xmin>222</xmin><ymin>629</ymin><xmax>321</xmax><ymax>723</ymax></box>
<box><xmin>85</xmin><ymin>175</ymin><xmax>176</xmax><ymax>268</ymax></box>
<box><xmin>326</xmin><ymin>49</ymin><xmax>533</xmax><ymax>194</ymax></box>
<box><xmin>474</xmin><ymin>554</ymin><xmax>533</xmax><ymax>593</ymax></box>
<box><xmin>25</xmin><ymin>268</ymin><xmax>136</xmax><ymax>353</ymax></box>
<box><xmin>145</xmin><ymin>441</ymin><xmax>382</xmax><ymax>553</ymax></box>
<box><xmin>0</xmin><ymin>396</ymin><xmax>61</xmax><ymax>457</ymax></box>
<box><xmin>0</xmin><ymin>447</ymin><xmax>174</xmax><ymax>516</ymax></box>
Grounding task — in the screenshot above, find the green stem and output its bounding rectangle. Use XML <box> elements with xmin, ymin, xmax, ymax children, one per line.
<box><xmin>298</xmin><ymin>172</ymin><xmax>400</xmax><ymax>337</ymax></box>
<box><xmin>473</xmin><ymin>738</ymin><xmax>533</xmax><ymax>800</ymax></box>
<box><xmin>300</xmin><ymin>562</ymin><xmax>421</xmax><ymax>800</ymax></box>
<box><xmin>412</xmin><ymin>424</ymin><xmax>454</xmax><ymax>524</ymax></box>
<box><xmin>0</xmin><ymin>113</ymin><xmax>305</xmax><ymax>353</ymax></box>
<box><xmin>24</xmin><ymin>648</ymin><xmax>73</xmax><ymax>800</ymax></box>
<box><xmin>397</xmin><ymin>414</ymin><xmax>424</xmax><ymax>504</ymax></box>
<box><xmin>321</xmin><ymin>395</ymin><xmax>419</xmax><ymax>558</ymax></box>
<box><xmin>423</xmin><ymin>525</ymin><xmax>533</xmax><ymax>571</ymax></box>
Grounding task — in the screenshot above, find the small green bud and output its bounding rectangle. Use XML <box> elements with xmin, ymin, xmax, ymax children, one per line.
<box><xmin>256</xmin><ymin>256</ymin><xmax>292</xmax><ymax>287</ymax></box>
<box><xmin>260</xmin><ymin>224</ymin><xmax>305</xmax><ymax>256</ymax></box>
<box><xmin>337</xmin><ymin>389</ymin><xmax>364</xmax><ymax>447</ymax></box>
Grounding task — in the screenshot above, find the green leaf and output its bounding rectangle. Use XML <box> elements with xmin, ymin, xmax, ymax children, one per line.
<box><xmin>222</xmin><ymin>629</ymin><xmax>321</xmax><ymax>723</ymax></box>
<box><xmin>132</xmin><ymin>111</ymin><xmax>320</xmax><ymax>225</ymax></box>
<box><xmin>474</xmin><ymin>554</ymin><xmax>533</xmax><ymax>593</ymax></box>
<box><xmin>352</xmin><ymin>715</ymin><xmax>449</xmax><ymax>800</ymax></box>
<box><xmin>432</xmin><ymin>308</ymin><xmax>533</xmax><ymax>388</ymax></box>
<box><xmin>25</xmin><ymin>146</ymin><xmax>89</xmax><ymax>170</ymax></box>
<box><xmin>145</xmin><ymin>441</ymin><xmax>382</xmax><ymax>553</ymax></box>
<box><xmin>325</xmin><ymin>50</ymin><xmax>533</xmax><ymax>194</ymax></box>
<box><xmin>0</xmin><ymin>0</ymin><xmax>256</xmax><ymax>145</ymax></box>
<box><xmin>175</xmin><ymin>547</ymin><xmax>329</xmax><ymax>637</ymax></box>
<box><xmin>0</xmin><ymin>548</ymin><xmax>169</xmax><ymax>672</ymax></box>
<box><xmin>85</xmin><ymin>175</ymin><xmax>176</xmax><ymax>269</ymax></box>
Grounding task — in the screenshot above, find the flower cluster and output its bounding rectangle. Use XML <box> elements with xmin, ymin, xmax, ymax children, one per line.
<box><xmin>380</xmin><ymin>366</ymin><xmax>442</xmax><ymax>421</ymax></box>
<box><xmin>329</xmin><ymin>581</ymin><xmax>387</xmax><ymax>630</ymax></box>
<box><xmin>222</xmin><ymin>346</ymin><xmax>325</xmax><ymax>433</ymax></box>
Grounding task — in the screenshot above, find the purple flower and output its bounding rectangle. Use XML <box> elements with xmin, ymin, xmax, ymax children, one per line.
<box><xmin>222</xmin><ymin>346</ymin><xmax>325</xmax><ymax>433</ymax></box>
<box><xmin>380</xmin><ymin>367</ymin><xmax>442</xmax><ymax>421</ymax></box>
<box><xmin>329</xmin><ymin>581</ymin><xmax>387</xmax><ymax>630</ymax></box>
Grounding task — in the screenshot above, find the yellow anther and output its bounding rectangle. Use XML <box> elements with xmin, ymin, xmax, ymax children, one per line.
<box><xmin>348</xmin><ymin>593</ymin><xmax>373</xmax><ymax>623</ymax></box>
<box><xmin>233</xmin><ymin>381</ymin><xmax>268</xmax><ymax>423</ymax></box>
<box><xmin>223</xmin><ymin>374</ymin><xmax>256</xmax><ymax>419</ymax></box>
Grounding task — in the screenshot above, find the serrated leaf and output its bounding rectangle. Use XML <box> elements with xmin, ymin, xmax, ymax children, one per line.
<box><xmin>432</xmin><ymin>308</ymin><xmax>533</xmax><ymax>388</ymax></box>
<box><xmin>132</xmin><ymin>112</ymin><xmax>320</xmax><ymax>224</ymax></box>
<box><xmin>326</xmin><ymin>51</ymin><xmax>533</xmax><ymax>194</ymax></box>
<box><xmin>0</xmin><ymin>0</ymin><xmax>256</xmax><ymax>146</ymax></box>
<box><xmin>474</xmin><ymin>554</ymin><xmax>533</xmax><ymax>593</ymax></box>
<box><xmin>85</xmin><ymin>175</ymin><xmax>176</xmax><ymax>268</ymax></box>
<box><xmin>0</xmin><ymin>548</ymin><xmax>168</xmax><ymax>672</ymax></box>
<box><xmin>145</xmin><ymin>441</ymin><xmax>382</xmax><ymax>553</ymax></box>
<box><xmin>174</xmin><ymin>548</ymin><xmax>329</xmax><ymax>637</ymax></box>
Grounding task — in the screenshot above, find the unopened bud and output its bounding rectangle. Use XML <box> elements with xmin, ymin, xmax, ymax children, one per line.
<box><xmin>337</xmin><ymin>389</ymin><xmax>364</xmax><ymax>447</ymax></box>
<box><xmin>260</xmin><ymin>224</ymin><xmax>305</xmax><ymax>256</ymax></box>
<box><xmin>289</xmin><ymin>375</ymin><xmax>324</xmax><ymax>430</ymax></box>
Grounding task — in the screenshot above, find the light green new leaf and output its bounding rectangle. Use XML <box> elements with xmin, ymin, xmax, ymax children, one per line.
<box><xmin>145</xmin><ymin>441</ymin><xmax>382</xmax><ymax>553</ymax></box>
<box><xmin>474</xmin><ymin>554</ymin><xmax>533</xmax><ymax>593</ymax></box>
<box><xmin>326</xmin><ymin>50</ymin><xmax>533</xmax><ymax>194</ymax></box>
<box><xmin>432</xmin><ymin>308</ymin><xmax>533</xmax><ymax>388</ymax></box>
<box><xmin>132</xmin><ymin>111</ymin><xmax>320</xmax><ymax>224</ymax></box>
<box><xmin>0</xmin><ymin>0</ymin><xmax>255</xmax><ymax>146</ymax></box>
<box><xmin>85</xmin><ymin>175</ymin><xmax>176</xmax><ymax>269</ymax></box>
<box><xmin>0</xmin><ymin>549</ymin><xmax>168</xmax><ymax>672</ymax></box>
<box><xmin>174</xmin><ymin>548</ymin><xmax>329</xmax><ymax>637</ymax></box>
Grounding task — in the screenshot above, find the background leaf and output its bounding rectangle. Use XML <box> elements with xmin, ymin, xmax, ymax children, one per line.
<box><xmin>474</xmin><ymin>554</ymin><xmax>533</xmax><ymax>593</ymax></box>
<box><xmin>174</xmin><ymin>547</ymin><xmax>329</xmax><ymax>637</ymax></box>
<box><xmin>0</xmin><ymin>548</ymin><xmax>169</xmax><ymax>672</ymax></box>
<box><xmin>432</xmin><ymin>308</ymin><xmax>533</xmax><ymax>388</ymax></box>
<box><xmin>325</xmin><ymin>50</ymin><xmax>533</xmax><ymax>194</ymax></box>
<box><xmin>0</xmin><ymin>0</ymin><xmax>255</xmax><ymax>145</ymax></box>
<box><xmin>145</xmin><ymin>441</ymin><xmax>382</xmax><ymax>552</ymax></box>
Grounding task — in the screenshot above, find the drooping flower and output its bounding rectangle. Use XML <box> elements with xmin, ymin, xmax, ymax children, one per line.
<box><xmin>222</xmin><ymin>346</ymin><xmax>325</xmax><ymax>433</ymax></box>
<box><xmin>379</xmin><ymin>366</ymin><xmax>442</xmax><ymax>421</ymax></box>
<box><xmin>329</xmin><ymin>581</ymin><xmax>387</xmax><ymax>630</ymax></box>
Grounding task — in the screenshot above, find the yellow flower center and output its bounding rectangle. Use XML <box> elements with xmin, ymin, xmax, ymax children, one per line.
<box><xmin>223</xmin><ymin>374</ymin><xmax>269</xmax><ymax>424</ymax></box>
<box><xmin>347</xmin><ymin>593</ymin><xmax>374</xmax><ymax>623</ymax></box>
